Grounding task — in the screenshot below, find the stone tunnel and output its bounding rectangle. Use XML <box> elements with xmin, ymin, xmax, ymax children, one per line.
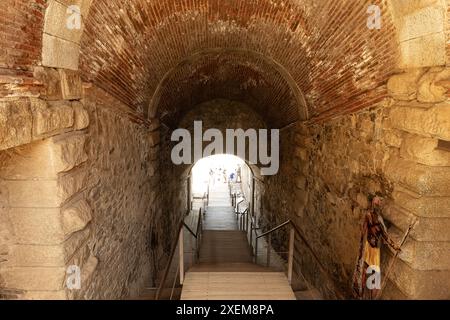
<box><xmin>0</xmin><ymin>0</ymin><xmax>449</xmax><ymax>300</ymax></box>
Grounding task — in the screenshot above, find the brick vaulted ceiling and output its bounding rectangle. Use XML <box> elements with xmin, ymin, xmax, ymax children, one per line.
<box><xmin>78</xmin><ymin>0</ymin><xmax>399</xmax><ymax>128</ymax></box>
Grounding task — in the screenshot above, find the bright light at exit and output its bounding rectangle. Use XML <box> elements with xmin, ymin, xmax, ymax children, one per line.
<box><xmin>191</xmin><ymin>155</ymin><xmax>245</xmax><ymax>196</ymax></box>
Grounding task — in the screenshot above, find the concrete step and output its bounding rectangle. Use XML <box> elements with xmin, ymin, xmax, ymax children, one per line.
<box><xmin>200</xmin><ymin>230</ymin><xmax>253</xmax><ymax>263</ymax></box>
<box><xmin>188</xmin><ymin>262</ymin><xmax>278</xmax><ymax>272</ymax></box>
<box><xmin>181</xmin><ymin>271</ymin><xmax>296</xmax><ymax>300</ymax></box>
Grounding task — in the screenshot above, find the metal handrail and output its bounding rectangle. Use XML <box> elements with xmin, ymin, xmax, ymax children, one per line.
<box><xmin>236</xmin><ymin>207</ymin><xmax>249</xmax><ymax>232</ymax></box>
<box><xmin>256</xmin><ymin>220</ymin><xmax>291</xmax><ymax>239</ymax></box>
<box><xmin>183</xmin><ymin>207</ymin><xmax>203</xmax><ymax>239</ymax></box>
<box><xmin>155</xmin><ymin>207</ymin><xmax>203</xmax><ymax>300</ymax></box>
<box><xmin>235</xmin><ymin>198</ymin><xmax>244</xmax><ymax>213</ymax></box>
<box><xmin>155</xmin><ymin>220</ymin><xmax>184</xmax><ymax>300</ymax></box>
<box><xmin>169</xmin><ymin>259</ymin><xmax>180</xmax><ymax>300</ymax></box>
<box><xmin>254</xmin><ymin>219</ymin><xmax>328</xmax><ymax>272</ymax></box>
<box><xmin>251</xmin><ymin>218</ymin><xmax>344</xmax><ymax>298</ymax></box>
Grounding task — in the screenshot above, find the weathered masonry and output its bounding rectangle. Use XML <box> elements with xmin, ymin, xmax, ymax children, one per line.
<box><xmin>0</xmin><ymin>0</ymin><xmax>449</xmax><ymax>299</ymax></box>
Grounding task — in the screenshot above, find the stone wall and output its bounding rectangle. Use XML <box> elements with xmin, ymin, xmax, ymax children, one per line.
<box><xmin>263</xmin><ymin>67</ymin><xmax>450</xmax><ymax>299</ymax></box>
<box><xmin>0</xmin><ymin>80</ymin><xmax>170</xmax><ymax>299</ymax></box>
<box><xmin>68</xmin><ymin>86</ymin><xmax>162</xmax><ymax>299</ymax></box>
<box><xmin>0</xmin><ymin>71</ymin><xmax>94</xmax><ymax>299</ymax></box>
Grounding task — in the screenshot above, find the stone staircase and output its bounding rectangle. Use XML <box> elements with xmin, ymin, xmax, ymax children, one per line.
<box><xmin>137</xmin><ymin>182</ymin><xmax>318</xmax><ymax>300</ymax></box>
<box><xmin>180</xmin><ymin>229</ymin><xmax>295</xmax><ymax>300</ymax></box>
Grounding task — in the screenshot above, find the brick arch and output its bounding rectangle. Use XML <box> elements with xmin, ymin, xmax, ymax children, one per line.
<box><xmin>43</xmin><ymin>1</ymin><xmax>405</xmax><ymax>119</ymax></box>
<box><xmin>149</xmin><ymin>48</ymin><xmax>308</xmax><ymax>128</ymax></box>
<box><xmin>40</xmin><ymin>0</ymin><xmax>449</xmax><ymax>122</ymax></box>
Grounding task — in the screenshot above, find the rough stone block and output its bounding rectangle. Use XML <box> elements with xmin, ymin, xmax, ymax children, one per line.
<box><xmin>42</xmin><ymin>33</ymin><xmax>80</xmax><ymax>71</ymax></box>
<box><xmin>385</xmin><ymin>205</ymin><xmax>450</xmax><ymax>242</ymax></box>
<box><xmin>383</xmin><ymin>129</ymin><xmax>403</xmax><ymax>148</ymax></box>
<box><xmin>59</xmin><ymin>69</ymin><xmax>83</xmax><ymax>100</ymax></box>
<box><xmin>389</xmin><ymin>104</ymin><xmax>450</xmax><ymax>140</ymax></box>
<box><xmin>51</xmin><ymin>134</ymin><xmax>88</xmax><ymax>173</ymax></box>
<box><xmin>0</xmin><ymin>99</ymin><xmax>32</xmax><ymax>151</ymax></box>
<box><xmin>0</xmin><ymin>140</ymin><xmax>55</xmax><ymax>180</ymax></box>
<box><xmin>33</xmin><ymin>67</ymin><xmax>63</xmax><ymax>101</ymax></box>
<box><xmin>0</xmin><ymin>267</ymin><xmax>66</xmax><ymax>291</ymax></box>
<box><xmin>73</xmin><ymin>101</ymin><xmax>89</xmax><ymax>129</ymax></box>
<box><xmin>31</xmin><ymin>99</ymin><xmax>74</xmax><ymax>137</ymax></box>
<box><xmin>63</xmin><ymin>227</ymin><xmax>90</xmax><ymax>259</ymax></box>
<box><xmin>392</xmin><ymin>186</ymin><xmax>450</xmax><ymax>218</ymax></box>
<box><xmin>397</xmin><ymin>5</ymin><xmax>445</xmax><ymax>42</ymax></box>
<box><xmin>3</xmin><ymin>180</ymin><xmax>61</xmax><ymax>208</ymax></box>
<box><xmin>57</xmin><ymin>0</ymin><xmax>93</xmax><ymax>17</ymax></box>
<box><xmin>382</xmin><ymin>279</ymin><xmax>409</xmax><ymax>299</ymax></box>
<box><xmin>393</xmin><ymin>227</ymin><xmax>450</xmax><ymax>271</ymax></box>
<box><xmin>417</xmin><ymin>68</ymin><xmax>450</xmax><ymax>103</ymax></box>
<box><xmin>385</xmin><ymin>158</ymin><xmax>450</xmax><ymax>196</ymax></box>
<box><xmin>388</xmin><ymin>259</ymin><xmax>450</xmax><ymax>299</ymax></box>
<box><xmin>81</xmin><ymin>254</ymin><xmax>98</xmax><ymax>283</ymax></box>
<box><xmin>62</xmin><ymin>199</ymin><xmax>92</xmax><ymax>236</ymax></box>
<box><xmin>7</xmin><ymin>244</ymin><xmax>65</xmax><ymax>267</ymax></box>
<box><xmin>44</xmin><ymin>0</ymin><xmax>84</xmax><ymax>44</ymax></box>
<box><xmin>8</xmin><ymin>208</ymin><xmax>64</xmax><ymax>244</ymax></box>
<box><xmin>387</xmin><ymin>69</ymin><xmax>425</xmax><ymax>100</ymax></box>
<box><xmin>58</xmin><ymin>168</ymin><xmax>89</xmax><ymax>203</ymax></box>
<box><xmin>400</xmin><ymin>134</ymin><xmax>450</xmax><ymax>166</ymax></box>
<box><xmin>388</xmin><ymin>0</ymin><xmax>444</xmax><ymax>17</ymax></box>
<box><xmin>398</xmin><ymin>32</ymin><xmax>446</xmax><ymax>68</ymax></box>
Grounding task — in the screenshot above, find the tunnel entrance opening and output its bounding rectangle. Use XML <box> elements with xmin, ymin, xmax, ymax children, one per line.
<box><xmin>191</xmin><ymin>154</ymin><xmax>247</xmax><ymax>198</ymax></box>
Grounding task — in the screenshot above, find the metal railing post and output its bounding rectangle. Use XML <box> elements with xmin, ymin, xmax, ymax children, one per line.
<box><xmin>255</xmin><ymin>238</ymin><xmax>258</xmax><ymax>264</ymax></box>
<box><xmin>197</xmin><ymin>208</ymin><xmax>202</xmax><ymax>261</ymax></box>
<box><xmin>287</xmin><ymin>226</ymin><xmax>295</xmax><ymax>285</ymax></box>
<box><xmin>245</xmin><ymin>210</ymin><xmax>248</xmax><ymax>233</ymax></box>
<box><xmin>267</xmin><ymin>233</ymin><xmax>271</xmax><ymax>267</ymax></box>
<box><xmin>249</xmin><ymin>218</ymin><xmax>253</xmax><ymax>254</ymax></box>
<box><xmin>179</xmin><ymin>228</ymin><xmax>184</xmax><ymax>285</ymax></box>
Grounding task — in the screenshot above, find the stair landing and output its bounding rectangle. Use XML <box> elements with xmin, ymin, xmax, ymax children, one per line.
<box><xmin>181</xmin><ymin>271</ymin><xmax>296</xmax><ymax>300</ymax></box>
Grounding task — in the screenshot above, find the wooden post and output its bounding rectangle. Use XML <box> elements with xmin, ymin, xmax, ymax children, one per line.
<box><xmin>179</xmin><ymin>228</ymin><xmax>184</xmax><ymax>285</ymax></box>
<box><xmin>287</xmin><ymin>227</ymin><xmax>295</xmax><ymax>285</ymax></box>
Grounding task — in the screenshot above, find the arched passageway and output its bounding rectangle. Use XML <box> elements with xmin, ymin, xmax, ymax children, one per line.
<box><xmin>0</xmin><ymin>0</ymin><xmax>449</xmax><ymax>300</ymax></box>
